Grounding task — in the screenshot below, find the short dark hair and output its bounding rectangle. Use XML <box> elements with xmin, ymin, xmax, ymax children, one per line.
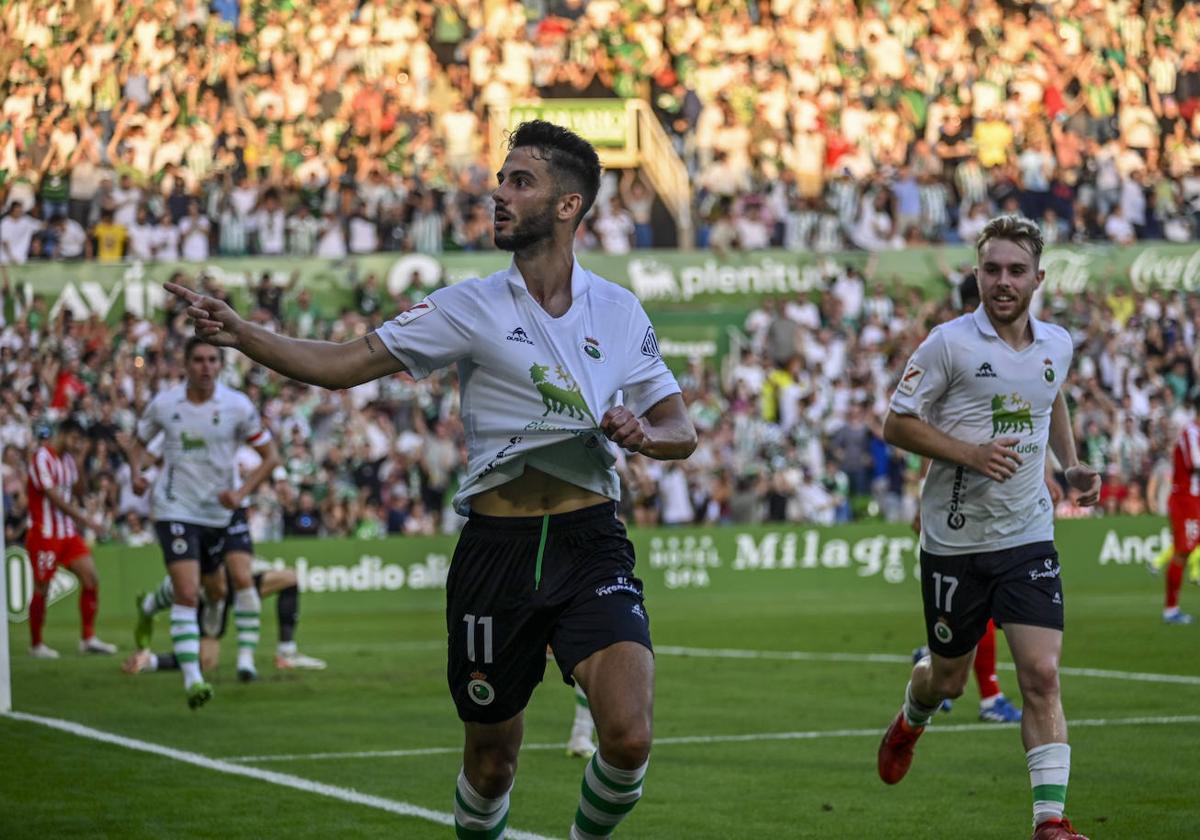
<box><xmin>58</xmin><ymin>417</ymin><xmax>85</xmax><ymax>437</ymax></box>
<box><xmin>507</xmin><ymin>120</ymin><xmax>601</xmax><ymax>227</ymax></box>
<box><xmin>184</xmin><ymin>336</ymin><xmax>223</xmax><ymax>362</ymax></box>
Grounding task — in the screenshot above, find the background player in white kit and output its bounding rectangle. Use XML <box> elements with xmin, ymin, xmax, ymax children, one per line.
<box><xmin>164</xmin><ymin>120</ymin><xmax>697</xmax><ymax>839</ymax></box>
<box><xmin>124</xmin><ymin>338</ymin><xmax>277</xmax><ymax>708</ymax></box>
<box><xmin>876</xmin><ymin>216</ymin><xmax>1101</xmax><ymax>840</ymax></box>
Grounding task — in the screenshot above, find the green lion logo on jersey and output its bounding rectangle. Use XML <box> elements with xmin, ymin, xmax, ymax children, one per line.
<box><xmin>180</xmin><ymin>431</ymin><xmax>208</xmax><ymax>452</ymax></box>
<box><xmin>529</xmin><ymin>363</ymin><xmax>596</xmax><ymax>423</ymax></box>
<box><xmin>990</xmin><ymin>393</ymin><xmax>1034</xmax><ymax>437</ymax></box>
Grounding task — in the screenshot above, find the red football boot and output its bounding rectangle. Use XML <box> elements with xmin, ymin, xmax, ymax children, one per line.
<box><xmin>878</xmin><ymin>710</ymin><xmax>924</xmax><ymax>784</ymax></box>
<box><xmin>1031</xmin><ymin>818</ymin><xmax>1088</xmax><ymax>840</ymax></box>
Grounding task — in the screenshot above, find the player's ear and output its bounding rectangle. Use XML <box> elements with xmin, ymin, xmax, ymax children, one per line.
<box><xmin>558</xmin><ymin>192</ymin><xmax>582</xmax><ymax>223</ymax></box>
<box><xmin>1035</xmin><ymin>268</ymin><xmax>1045</xmax><ymax>287</ymax></box>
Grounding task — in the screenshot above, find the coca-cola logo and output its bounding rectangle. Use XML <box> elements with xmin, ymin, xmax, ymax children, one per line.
<box><xmin>1129</xmin><ymin>249</ymin><xmax>1200</xmax><ymax>293</ymax></box>
<box><xmin>1039</xmin><ymin>249</ymin><xmax>1094</xmax><ymax>294</ymax></box>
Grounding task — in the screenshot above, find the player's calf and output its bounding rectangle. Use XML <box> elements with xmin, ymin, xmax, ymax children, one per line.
<box><xmin>457</xmin><ymin>721</ymin><xmax>520</xmax><ymax>839</ymax></box>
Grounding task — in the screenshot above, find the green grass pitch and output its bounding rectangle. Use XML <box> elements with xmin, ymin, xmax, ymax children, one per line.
<box><xmin>2</xmin><ymin>522</ymin><xmax>1196</xmax><ymax>839</ymax></box>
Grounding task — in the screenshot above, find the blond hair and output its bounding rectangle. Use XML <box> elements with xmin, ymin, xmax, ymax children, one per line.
<box><xmin>976</xmin><ymin>214</ymin><xmax>1044</xmax><ymax>264</ymax></box>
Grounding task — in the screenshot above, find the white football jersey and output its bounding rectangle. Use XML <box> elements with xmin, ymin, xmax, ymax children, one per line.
<box><xmin>890</xmin><ymin>306</ymin><xmax>1073</xmax><ymax>555</ymax></box>
<box><xmin>376</xmin><ymin>258</ymin><xmax>681</xmax><ymax>513</ymax></box>
<box><xmin>136</xmin><ymin>382</ymin><xmax>272</xmax><ymax>527</ymax></box>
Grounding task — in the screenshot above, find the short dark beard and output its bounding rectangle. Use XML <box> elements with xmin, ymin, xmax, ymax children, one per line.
<box><xmin>494</xmin><ymin>200</ymin><xmax>557</xmax><ymax>252</ymax></box>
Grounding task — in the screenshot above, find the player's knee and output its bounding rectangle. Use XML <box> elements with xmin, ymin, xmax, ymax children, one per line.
<box><xmin>173</xmin><ymin>583</ymin><xmax>199</xmax><ymax>608</ymax></box>
<box><xmin>1017</xmin><ymin>659</ymin><xmax>1060</xmax><ymax>703</ymax></box>
<box><xmin>597</xmin><ymin>718</ymin><xmax>653</xmax><ymax>768</ymax></box>
<box><xmin>464</xmin><ymin>744</ymin><xmax>519</xmax><ymax>796</ymax></box>
<box><xmin>931</xmin><ymin>670</ymin><xmax>970</xmax><ymax>700</ymax></box>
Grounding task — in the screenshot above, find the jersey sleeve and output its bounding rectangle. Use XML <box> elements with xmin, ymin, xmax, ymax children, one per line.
<box><xmin>889</xmin><ymin>328</ymin><xmax>952</xmax><ymax>419</ymax></box>
<box><xmin>621</xmin><ymin>305</ymin><xmax>682</xmax><ymax>418</ymax></box>
<box><xmin>237</xmin><ymin>396</ymin><xmax>272</xmax><ymax>447</ymax></box>
<box><xmin>375</xmin><ymin>283</ymin><xmax>478</xmax><ymax>379</ymax></box>
<box><xmin>28</xmin><ymin>448</ymin><xmax>55</xmax><ymax>491</ymax></box>
<box><xmin>135</xmin><ymin>395</ymin><xmax>162</xmax><ymax>444</ymax></box>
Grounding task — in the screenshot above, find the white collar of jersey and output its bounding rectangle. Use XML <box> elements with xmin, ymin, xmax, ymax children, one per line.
<box><xmin>504</xmin><ymin>256</ymin><xmax>591</xmax><ymax>302</ymax></box>
<box><xmin>971</xmin><ymin>303</ymin><xmax>1045</xmax><ymax>343</ymax></box>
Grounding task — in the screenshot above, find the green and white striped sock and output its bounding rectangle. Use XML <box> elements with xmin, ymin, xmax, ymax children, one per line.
<box><xmin>1027</xmin><ymin>742</ymin><xmax>1070</xmax><ymax>826</ymax></box>
<box><xmin>571</xmin><ymin>753</ymin><xmax>647</xmax><ymax>839</ymax></box>
<box><xmin>144</xmin><ymin>577</ymin><xmax>175</xmax><ymax>615</ymax></box>
<box><xmin>169</xmin><ymin>603</ymin><xmax>202</xmax><ymax>688</ymax></box>
<box><xmin>903</xmin><ymin>681</ymin><xmax>937</xmax><ymax>728</ymax></box>
<box><xmin>454</xmin><ymin>769</ymin><xmax>509</xmax><ymax>840</ymax></box>
<box><xmin>234</xmin><ymin>587</ymin><xmax>261</xmax><ymax>670</ymax></box>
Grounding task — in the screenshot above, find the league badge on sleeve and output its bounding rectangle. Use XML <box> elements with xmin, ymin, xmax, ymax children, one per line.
<box><xmin>897</xmin><ymin>363</ymin><xmax>925</xmax><ymax>396</ymax></box>
<box><xmin>396</xmin><ymin>299</ymin><xmax>437</xmax><ymax>327</ymax></box>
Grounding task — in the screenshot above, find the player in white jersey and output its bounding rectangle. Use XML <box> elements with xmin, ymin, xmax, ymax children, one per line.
<box><xmin>123</xmin><ymin>338</ymin><xmax>278</xmax><ymax>708</ymax></box>
<box><xmin>166</xmin><ymin>120</ymin><xmax>696</xmax><ymax>840</ymax></box>
<box><xmin>877</xmin><ymin>216</ymin><xmax>1101</xmax><ymax>840</ymax></box>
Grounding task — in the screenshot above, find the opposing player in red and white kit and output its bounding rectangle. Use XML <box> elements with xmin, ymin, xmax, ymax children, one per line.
<box><xmin>25</xmin><ymin>418</ymin><xmax>117</xmax><ymax>658</ymax></box>
<box><xmin>1164</xmin><ymin>392</ymin><xmax>1200</xmax><ymax>625</ymax></box>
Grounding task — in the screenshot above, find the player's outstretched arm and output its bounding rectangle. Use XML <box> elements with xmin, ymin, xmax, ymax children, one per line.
<box><xmin>601</xmin><ymin>394</ymin><xmax>697</xmax><ymax>460</ymax></box>
<box><xmin>165</xmin><ymin>282</ymin><xmax>407</xmax><ymax>390</ymax></box>
<box><xmin>883</xmin><ymin>409</ymin><xmax>1022</xmax><ymax>482</ymax></box>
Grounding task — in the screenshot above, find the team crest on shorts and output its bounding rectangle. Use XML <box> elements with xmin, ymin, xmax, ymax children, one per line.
<box><xmin>172</xmin><ymin>538</ymin><xmax>188</xmax><ymax>555</ymax></box>
<box><xmin>468</xmin><ymin>671</ymin><xmax>495</xmax><ymax>706</ymax></box>
<box><xmin>933</xmin><ymin>618</ymin><xmax>953</xmax><ymax>644</ymax></box>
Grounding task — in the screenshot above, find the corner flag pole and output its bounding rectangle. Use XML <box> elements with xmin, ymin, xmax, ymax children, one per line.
<box><xmin>0</xmin><ymin>440</ymin><xmax>10</xmax><ymax>713</ymax></box>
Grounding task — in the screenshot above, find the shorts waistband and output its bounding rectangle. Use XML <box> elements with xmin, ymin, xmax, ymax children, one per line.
<box><xmin>466</xmin><ymin>501</ymin><xmax>618</xmax><ymax>534</ymax></box>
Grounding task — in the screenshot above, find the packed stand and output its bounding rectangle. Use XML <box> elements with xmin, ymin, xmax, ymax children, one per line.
<box><xmin>0</xmin><ymin>266</ymin><xmax>1193</xmax><ymax>546</ymax></box>
<box><xmin>3</xmin><ymin>1</ymin><xmax>1200</xmax><ymax>261</ymax></box>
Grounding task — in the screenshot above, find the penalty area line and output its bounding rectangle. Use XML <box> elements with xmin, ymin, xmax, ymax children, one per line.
<box><xmin>222</xmin><ymin>714</ymin><xmax>1200</xmax><ymax>764</ymax></box>
<box><xmin>2</xmin><ymin>711</ymin><xmax>558</xmax><ymax>840</ymax></box>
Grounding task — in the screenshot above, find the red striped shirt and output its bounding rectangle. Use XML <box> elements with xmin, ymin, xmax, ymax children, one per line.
<box><xmin>27</xmin><ymin>444</ymin><xmax>79</xmax><ymax>539</ymax></box>
<box><xmin>1173</xmin><ymin>421</ymin><xmax>1200</xmax><ymax>499</ymax></box>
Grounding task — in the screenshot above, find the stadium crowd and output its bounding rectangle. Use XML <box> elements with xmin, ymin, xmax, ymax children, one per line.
<box><xmin>2</xmin><ymin>0</ymin><xmax>1200</xmax><ymax>261</ymax></box>
<box><xmin>0</xmin><ymin>264</ymin><xmax>1193</xmax><ymax>546</ymax></box>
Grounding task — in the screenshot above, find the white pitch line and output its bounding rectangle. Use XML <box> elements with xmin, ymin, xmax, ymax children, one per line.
<box><xmin>222</xmin><ymin>714</ymin><xmax>1200</xmax><ymax>764</ymax></box>
<box><xmin>3</xmin><ymin>711</ymin><xmax>557</xmax><ymax>840</ymax></box>
<box><xmin>329</xmin><ymin>641</ymin><xmax>1200</xmax><ymax>687</ymax></box>
<box><xmin>655</xmin><ymin>645</ymin><xmax>1200</xmax><ymax>686</ymax></box>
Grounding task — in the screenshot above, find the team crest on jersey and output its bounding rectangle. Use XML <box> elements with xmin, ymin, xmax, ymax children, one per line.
<box><xmin>581</xmin><ymin>336</ymin><xmax>605</xmax><ymax>363</ymax></box>
<box><xmin>990</xmin><ymin>393</ymin><xmax>1033</xmax><ymax>437</ymax></box>
<box><xmin>1042</xmin><ymin>358</ymin><xmax>1055</xmax><ymax>383</ymax></box>
<box><xmin>395</xmin><ymin>299</ymin><xmax>436</xmax><ymax>326</ymax></box>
